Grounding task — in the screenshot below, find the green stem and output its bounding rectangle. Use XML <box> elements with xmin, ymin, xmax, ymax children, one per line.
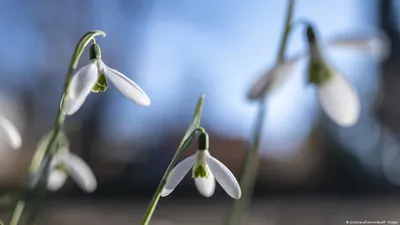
<box><xmin>140</xmin><ymin>127</ymin><xmax>206</xmax><ymax>225</ymax></box>
<box><xmin>7</xmin><ymin>30</ymin><xmax>106</xmax><ymax>225</ymax></box>
<box><xmin>226</xmin><ymin>1</ymin><xmax>295</xmax><ymax>225</ymax></box>
<box><xmin>9</xmin><ymin>201</ymin><xmax>25</xmax><ymax>225</ymax></box>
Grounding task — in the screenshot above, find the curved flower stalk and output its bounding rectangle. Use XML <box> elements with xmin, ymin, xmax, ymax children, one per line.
<box><xmin>141</xmin><ymin>95</ymin><xmax>231</xmax><ymax>225</ymax></box>
<box><xmin>47</xmin><ymin>146</ymin><xmax>97</xmax><ymax>193</ymax></box>
<box><xmin>0</xmin><ymin>115</ymin><xmax>21</xmax><ymax>150</ymax></box>
<box><xmin>227</xmin><ymin>2</ymin><xmax>296</xmax><ymax>225</ymax></box>
<box><xmin>161</xmin><ymin>132</ymin><xmax>241</xmax><ymax>199</ymax></box>
<box><xmin>248</xmin><ymin>24</ymin><xmax>390</xmax><ymax>127</ymax></box>
<box><xmin>7</xmin><ymin>31</ymin><xmax>107</xmax><ymax>225</ymax></box>
<box><xmin>62</xmin><ymin>42</ymin><xmax>151</xmax><ymax>115</ymax></box>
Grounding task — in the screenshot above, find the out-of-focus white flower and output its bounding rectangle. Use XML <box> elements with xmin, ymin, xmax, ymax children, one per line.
<box><xmin>248</xmin><ymin>26</ymin><xmax>390</xmax><ymax>127</ymax></box>
<box><xmin>0</xmin><ymin>115</ymin><xmax>21</xmax><ymax>150</ymax></box>
<box><xmin>247</xmin><ymin>53</ymin><xmax>304</xmax><ymax>100</ymax></box>
<box><xmin>161</xmin><ymin>133</ymin><xmax>241</xmax><ymax>199</ymax></box>
<box><xmin>61</xmin><ymin>43</ymin><xmax>150</xmax><ymax>115</ymax></box>
<box><xmin>47</xmin><ymin>147</ymin><xmax>97</xmax><ymax>193</ymax></box>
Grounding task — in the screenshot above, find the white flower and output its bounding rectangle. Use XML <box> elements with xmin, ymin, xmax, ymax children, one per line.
<box><xmin>0</xmin><ymin>115</ymin><xmax>21</xmax><ymax>149</ymax></box>
<box><xmin>247</xmin><ymin>53</ymin><xmax>303</xmax><ymax>100</ymax></box>
<box><xmin>313</xmin><ymin>67</ymin><xmax>360</xmax><ymax>127</ymax></box>
<box><xmin>248</xmin><ymin>27</ymin><xmax>389</xmax><ymax>127</ymax></box>
<box><xmin>47</xmin><ymin>149</ymin><xmax>97</xmax><ymax>193</ymax></box>
<box><xmin>161</xmin><ymin>147</ymin><xmax>241</xmax><ymax>199</ymax></box>
<box><xmin>61</xmin><ymin>43</ymin><xmax>150</xmax><ymax>115</ymax></box>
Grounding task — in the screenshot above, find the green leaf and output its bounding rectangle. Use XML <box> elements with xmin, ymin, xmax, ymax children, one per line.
<box><xmin>178</xmin><ymin>94</ymin><xmax>204</xmax><ymax>150</ymax></box>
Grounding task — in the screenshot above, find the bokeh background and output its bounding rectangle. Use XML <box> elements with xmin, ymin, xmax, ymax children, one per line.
<box><xmin>0</xmin><ymin>0</ymin><xmax>399</xmax><ymax>224</ymax></box>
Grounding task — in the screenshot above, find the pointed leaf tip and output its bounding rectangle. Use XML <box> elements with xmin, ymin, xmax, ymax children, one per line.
<box><xmin>178</xmin><ymin>94</ymin><xmax>205</xmax><ymax>149</ymax></box>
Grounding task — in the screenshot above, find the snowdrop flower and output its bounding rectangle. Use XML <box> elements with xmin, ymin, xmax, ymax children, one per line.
<box><xmin>47</xmin><ymin>147</ymin><xmax>97</xmax><ymax>193</ymax></box>
<box><xmin>161</xmin><ymin>132</ymin><xmax>241</xmax><ymax>199</ymax></box>
<box><xmin>61</xmin><ymin>43</ymin><xmax>150</xmax><ymax>115</ymax></box>
<box><xmin>248</xmin><ymin>54</ymin><xmax>303</xmax><ymax>100</ymax></box>
<box><xmin>305</xmin><ymin>25</ymin><xmax>361</xmax><ymax>127</ymax></box>
<box><xmin>248</xmin><ymin>25</ymin><xmax>389</xmax><ymax>127</ymax></box>
<box><xmin>0</xmin><ymin>115</ymin><xmax>21</xmax><ymax>149</ymax></box>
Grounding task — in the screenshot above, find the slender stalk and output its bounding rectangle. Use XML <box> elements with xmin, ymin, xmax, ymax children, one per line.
<box><xmin>141</xmin><ymin>127</ymin><xmax>205</xmax><ymax>225</ymax></box>
<box><xmin>7</xmin><ymin>30</ymin><xmax>106</xmax><ymax>225</ymax></box>
<box><xmin>226</xmin><ymin>1</ymin><xmax>295</xmax><ymax>225</ymax></box>
<box><xmin>25</xmin><ymin>163</ymin><xmax>52</xmax><ymax>225</ymax></box>
<box><xmin>9</xmin><ymin>201</ymin><xmax>25</xmax><ymax>225</ymax></box>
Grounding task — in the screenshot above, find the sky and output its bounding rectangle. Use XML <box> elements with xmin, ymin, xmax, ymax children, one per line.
<box><xmin>0</xmin><ymin>0</ymin><xmax>384</xmax><ymax>158</ymax></box>
<box><xmin>98</xmin><ymin>0</ymin><xmax>380</xmax><ymax>156</ymax></box>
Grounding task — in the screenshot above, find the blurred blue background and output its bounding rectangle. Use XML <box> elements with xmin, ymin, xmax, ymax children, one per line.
<box><xmin>0</xmin><ymin>0</ymin><xmax>399</xmax><ymax>224</ymax></box>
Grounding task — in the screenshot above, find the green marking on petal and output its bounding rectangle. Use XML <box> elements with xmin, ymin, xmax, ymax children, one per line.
<box><xmin>92</xmin><ymin>84</ymin><xmax>100</xmax><ymax>93</ymax></box>
<box><xmin>55</xmin><ymin>162</ymin><xmax>68</xmax><ymax>172</ymax></box>
<box><xmin>193</xmin><ymin>165</ymin><xmax>207</xmax><ymax>178</ymax></box>
<box><xmin>92</xmin><ymin>73</ymin><xmax>108</xmax><ymax>93</ymax></box>
<box><xmin>97</xmin><ymin>73</ymin><xmax>108</xmax><ymax>87</ymax></box>
<box><xmin>307</xmin><ymin>56</ymin><xmax>332</xmax><ymax>85</ymax></box>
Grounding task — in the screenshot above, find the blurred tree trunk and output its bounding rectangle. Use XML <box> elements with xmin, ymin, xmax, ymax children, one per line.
<box><xmin>377</xmin><ymin>0</ymin><xmax>400</xmax><ymax>128</ymax></box>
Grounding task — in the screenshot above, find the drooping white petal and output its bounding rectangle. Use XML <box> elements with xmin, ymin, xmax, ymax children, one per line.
<box><xmin>317</xmin><ymin>70</ymin><xmax>360</xmax><ymax>127</ymax></box>
<box><xmin>64</xmin><ymin>153</ymin><xmax>97</xmax><ymax>193</ymax></box>
<box><xmin>205</xmin><ymin>152</ymin><xmax>241</xmax><ymax>199</ymax></box>
<box><xmin>0</xmin><ymin>116</ymin><xmax>21</xmax><ymax>149</ymax></box>
<box><xmin>248</xmin><ymin>53</ymin><xmax>305</xmax><ymax>100</ymax></box>
<box><xmin>161</xmin><ymin>154</ymin><xmax>196</xmax><ymax>197</ymax></box>
<box><xmin>47</xmin><ymin>169</ymin><xmax>68</xmax><ymax>191</ymax></box>
<box><xmin>102</xmin><ymin>61</ymin><xmax>151</xmax><ymax>106</ymax></box>
<box><xmin>62</xmin><ymin>60</ymin><xmax>98</xmax><ymax>115</ymax></box>
<box><xmin>194</xmin><ymin>167</ymin><xmax>215</xmax><ymax>197</ymax></box>
<box><xmin>326</xmin><ymin>31</ymin><xmax>390</xmax><ymax>61</ymax></box>
<box><xmin>46</xmin><ymin>153</ymin><xmax>67</xmax><ymax>191</ymax></box>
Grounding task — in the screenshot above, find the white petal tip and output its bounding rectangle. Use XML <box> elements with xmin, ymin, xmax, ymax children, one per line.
<box><xmin>65</xmin><ymin>153</ymin><xmax>98</xmax><ymax>193</ymax></box>
<box><xmin>61</xmin><ymin>107</ymin><xmax>74</xmax><ymax>116</ymax></box>
<box><xmin>231</xmin><ymin>188</ymin><xmax>242</xmax><ymax>200</ymax></box>
<box><xmin>83</xmin><ymin>185</ymin><xmax>97</xmax><ymax>193</ymax></box>
<box><xmin>11</xmin><ymin>139</ymin><xmax>22</xmax><ymax>150</ymax></box>
<box><xmin>60</xmin><ymin>95</ymin><xmax>76</xmax><ymax>116</ymax></box>
<box><xmin>137</xmin><ymin>96</ymin><xmax>151</xmax><ymax>107</ymax></box>
<box><xmin>102</xmin><ymin>65</ymin><xmax>151</xmax><ymax>107</ymax></box>
<box><xmin>194</xmin><ymin>172</ymin><xmax>216</xmax><ymax>198</ymax></box>
<box><xmin>160</xmin><ymin>188</ymin><xmax>173</xmax><ymax>197</ymax></box>
<box><xmin>205</xmin><ymin>153</ymin><xmax>242</xmax><ymax>200</ymax></box>
<box><xmin>317</xmin><ymin>72</ymin><xmax>360</xmax><ymax>127</ymax></box>
<box><xmin>78</xmin><ymin>179</ymin><xmax>97</xmax><ymax>193</ymax></box>
<box><xmin>47</xmin><ymin>170</ymin><xmax>68</xmax><ymax>191</ymax></box>
<box><xmin>61</xmin><ymin>100</ymin><xmax>81</xmax><ymax>116</ymax></box>
<box><xmin>0</xmin><ymin>116</ymin><xmax>23</xmax><ymax>150</ymax></box>
<box><xmin>161</xmin><ymin>155</ymin><xmax>196</xmax><ymax>198</ymax></box>
<box><xmin>77</xmin><ymin>178</ymin><xmax>97</xmax><ymax>193</ymax></box>
<box><xmin>198</xmin><ymin>189</ymin><xmax>214</xmax><ymax>198</ymax></box>
<box><xmin>336</xmin><ymin>117</ymin><xmax>359</xmax><ymax>127</ymax></box>
<box><xmin>63</xmin><ymin>110</ymin><xmax>74</xmax><ymax>116</ymax></box>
